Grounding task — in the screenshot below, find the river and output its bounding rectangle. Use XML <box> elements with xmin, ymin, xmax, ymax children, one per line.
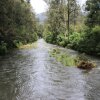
<box><xmin>0</xmin><ymin>39</ymin><xmax>100</xmax><ymax>100</ymax></box>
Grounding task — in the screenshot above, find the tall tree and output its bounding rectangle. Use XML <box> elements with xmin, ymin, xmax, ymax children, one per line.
<box><xmin>0</xmin><ymin>0</ymin><xmax>38</xmax><ymax>54</ymax></box>
<box><xmin>85</xmin><ymin>0</ymin><xmax>100</xmax><ymax>27</ymax></box>
<box><xmin>46</xmin><ymin>0</ymin><xmax>66</xmax><ymax>43</ymax></box>
<box><xmin>67</xmin><ymin>0</ymin><xmax>80</xmax><ymax>37</ymax></box>
<box><xmin>44</xmin><ymin>0</ymin><xmax>81</xmax><ymax>44</ymax></box>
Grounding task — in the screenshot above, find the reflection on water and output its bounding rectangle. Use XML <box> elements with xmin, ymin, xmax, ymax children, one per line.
<box><xmin>0</xmin><ymin>39</ymin><xmax>100</xmax><ymax>100</ymax></box>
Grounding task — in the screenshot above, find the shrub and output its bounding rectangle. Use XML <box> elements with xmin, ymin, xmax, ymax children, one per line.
<box><xmin>13</xmin><ymin>40</ymin><xmax>23</xmax><ymax>48</ymax></box>
<box><xmin>77</xmin><ymin>61</ymin><xmax>95</xmax><ymax>70</ymax></box>
<box><xmin>0</xmin><ymin>41</ymin><xmax>8</xmax><ymax>55</ymax></box>
<box><xmin>57</xmin><ymin>34</ymin><xmax>68</xmax><ymax>47</ymax></box>
<box><xmin>68</xmin><ymin>32</ymin><xmax>83</xmax><ymax>49</ymax></box>
<box><xmin>43</xmin><ymin>30</ymin><xmax>53</xmax><ymax>43</ymax></box>
<box><xmin>77</xmin><ymin>26</ymin><xmax>100</xmax><ymax>55</ymax></box>
<box><xmin>75</xmin><ymin>54</ymin><xmax>96</xmax><ymax>70</ymax></box>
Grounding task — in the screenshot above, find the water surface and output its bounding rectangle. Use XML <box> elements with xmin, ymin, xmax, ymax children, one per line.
<box><xmin>0</xmin><ymin>39</ymin><xmax>100</xmax><ymax>100</ymax></box>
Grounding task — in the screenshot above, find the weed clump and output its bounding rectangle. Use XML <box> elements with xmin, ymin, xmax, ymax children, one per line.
<box><xmin>77</xmin><ymin>61</ymin><xmax>96</xmax><ymax>70</ymax></box>
<box><xmin>76</xmin><ymin>54</ymin><xmax>96</xmax><ymax>70</ymax></box>
<box><xmin>50</xmin><ymin>49</ymin><xmax>96</xmax><ymax>70</ymax></box>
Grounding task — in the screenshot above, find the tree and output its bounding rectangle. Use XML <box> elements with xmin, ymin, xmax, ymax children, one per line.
<box><xmin>45</xmin><ymin>0</ymin><xmax>66</xmax><ymax>43</ymax></box>
<box><xmin>0</xmin><ymin>0</ymin><xmax>38</xmax><ymax>54</ymax></box>
<box><xmin>67</xmin><ymin>0</ymin><xmax>80</xmax><ymax>39</ymax></box>
<box><xmin>43</xmin><ymin>0</ymin><xmax>81</xmax><ymax>44</ymax></box>
<box><xmin>85</xmin><ymin>0</ymin><xmax>100</xmax><ymax>27</ymax></box>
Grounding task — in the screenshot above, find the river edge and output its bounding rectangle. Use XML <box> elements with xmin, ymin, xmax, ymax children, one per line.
<box><xmin>0</xmin><ymin>39</ymin><xmax>100</xmax><ymax>67</ymax></box>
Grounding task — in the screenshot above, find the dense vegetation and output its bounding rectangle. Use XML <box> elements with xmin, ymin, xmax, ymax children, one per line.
<box><xmin>0</xmin><ymin>0</ymin><xmax>38</xmax><ymax>55</ymax></box>
<box><xmin>44</xmin><ymin>0</ymin><xmax>100</xmax><ymax>56</ymax></box>
<box><xmin>0</xmin><ymin>0</ymin><xmax>100</xmax><ymax>57</ymax></box>
<box><xmin>68</xmin><ymin>0</ymin><xmax>100</xmax><ymax>56</ymax></box>
<box><xmin>50</xmin><ymin>48</ymin><xmax>96</xmax><ymax>69</ymax></box>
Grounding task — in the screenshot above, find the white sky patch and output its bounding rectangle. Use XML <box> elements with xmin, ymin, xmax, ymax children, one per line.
<box><xmin>31</xmin><ymin>0</ymin><xmax>87</xmax><ymax>14</ymax></box>
<box><xmin>31</xmin><ymin>0</ymin><xmax>48</xmax><ymax>14</ymax></box>
<box><xmin>78</xmin><ymin>0</ymin><xmax>87</xmax><ymax>6</ymax></box>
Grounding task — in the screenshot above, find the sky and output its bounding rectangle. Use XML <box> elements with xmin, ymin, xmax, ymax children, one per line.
<box><xmin>31</xmin><ymin>0</ymin><xmax>48</xmax><ymax>14</ymax></box>
<box><xmin>78</xmin><ymin>0</ymin><xmax>87</xmax><ymax>7</ymax></box>
<box><xmin>31</xmin><ymin>0</ymin><xmax>87</xmax><ymax>14</ymax></box>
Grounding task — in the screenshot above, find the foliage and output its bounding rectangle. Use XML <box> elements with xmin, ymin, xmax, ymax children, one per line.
<box><xmin>65</xmin><ymin>26</ymin><xmax>100</xmax><ymax>56</ymax></box>
<box><xmin>56</xmin><ymin>34</ymin><xmax>68</xmax><ymax>47</ymax></box>
<box><xmin>44</xmin><ymin>0</ymin><xmax>82</xmax><ymax>45</ymax></box>
<box><xmin>44</xmin><ymin>0</ymin><xmax>100</xmax><ymax>57</ymax></box>
<box><xmin>44</xmin><ymin>0</ymin><xmax>67</xmax><ymax>44</ymax></box>
<box><xmin>85</xmin><ymin>0</ymin><xmax>100</xmax><ymax>27</ymax></box>
<box><xmin>50</xmin><ymin>48</ymin><xmax>76</xmax><ymax>66</ymax></box>
<box><xmin>43</xmin><ymin>29</ymin><xmax>55</xmax><ymax>43</ymax></box>
<box><xmin>73</xmin><ymin>0</ymin><xmax>100</xmax><ymax>56</ymax></box>
<box><xmin>67</xmin><ymin>0</ymin><xmax>100</xmax><ymax>56</ymax></box>
<box><xmin>0</xmin><ymin>41</ymin><xmax>7</xmax><ymax>55</ymax></box>
<box><xmin>77</xmin><ymin>26</ymin><xmax>100</xmax><ymax>55</ymax></box>
<box><xmin>37</xmin><ymin>24</ymin><xmax>44</xmax><ymax>38</ymax></box>
<box><xmin>50</xmin><ymin>48</ymin><xmax>96</xmax><ymax>69</ymax></box>
<box><xmin>0</xmin><ymin>0</ymin><xmax>38</xmax><ymax>55</ymax></box>
<box><xmin>66</xmin><ymin>26</ymin><xmax>100</xmax><ymax>56</ymax></box>
<box><xmin>67</xmin><ymin>0</ymin><xmax>81</xmax><ymax>25</ymax></box>
<box><xmin>67</xmin><ymin>32</ymin><xmax>83</xmax><ymax>49</ymax></box>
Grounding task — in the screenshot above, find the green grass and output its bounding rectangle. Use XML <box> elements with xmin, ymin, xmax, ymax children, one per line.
<box><xmin>50</xmin><ymin>48</ymin><xmax>76</xmax><ymax>66</ymax></box>
<box><xmin>18</xmin><ymin>42</ymin><xmax>37</xmax><ymax>49</ymax></box>
<box><xmin>50</xmin><ymin>48</ymin><xmax>96</xmax><ymax>69</ymax></box>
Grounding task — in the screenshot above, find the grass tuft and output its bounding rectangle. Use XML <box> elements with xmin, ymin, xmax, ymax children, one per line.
<box><xmin>19</xmin><ymin>42</ymin><xmax>37</xmax><ymax>49</ymax></box>
<box><xmin>50</xmin><ymin>49</ymin><xmax>96</xmax><ymax>70</ymax></box>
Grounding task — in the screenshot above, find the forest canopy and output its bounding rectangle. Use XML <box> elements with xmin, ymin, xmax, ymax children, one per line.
<box><xmin>43</xmin><ymin>0</ymin><xmax>100</xmax><ymax>56</ymax></box>
<box><xmin>0</xmin><ymin>0</ymin><xmax>38</xmax><ymax>54</ymax></box>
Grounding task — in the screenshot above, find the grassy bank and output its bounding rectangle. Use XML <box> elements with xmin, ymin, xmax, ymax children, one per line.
<box><xmin>18</xmin><ymin>42</ymin><xmax>37</xmax><ymax>49</ymax></box>
<box><xmin>50</xmin><ymin>48</ymin><xmax>96</xmax><ymax>70</ymax></box>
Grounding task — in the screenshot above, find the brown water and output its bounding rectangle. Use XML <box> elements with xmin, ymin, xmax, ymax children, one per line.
<box><xmin>0</xmin><ymin>39</ymin><xmax>100</xmax><ymax>100</ymax></box>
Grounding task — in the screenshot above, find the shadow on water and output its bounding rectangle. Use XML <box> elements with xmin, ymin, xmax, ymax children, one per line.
<box><xmin>0</xmin><ymin>39</ymin><xmax>100</xmax><ymax>100</ymax></box>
